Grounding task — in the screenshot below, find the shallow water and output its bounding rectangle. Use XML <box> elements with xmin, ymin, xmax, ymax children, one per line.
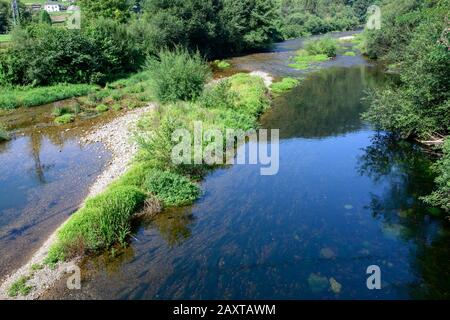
<box><xmin>42</xmin><ymin>33</ymin><xmax>450</xmax><ymax>300</ymax></box>
<box><xmin>0</xmin><ymin>102</ymin><xmax>113</xmax><ymax>278</ymax></box>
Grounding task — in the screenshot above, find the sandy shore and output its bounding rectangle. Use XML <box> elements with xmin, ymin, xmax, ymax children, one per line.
<box><xmin>0</xmin><ymin>104</ymin><xmax>155</xmax><ymax>300</ymax></box>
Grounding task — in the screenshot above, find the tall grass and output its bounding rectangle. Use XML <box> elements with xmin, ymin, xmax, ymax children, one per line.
<box><xmin>0</xmin><ymin>83</ymin><xmax>98</xmax><ymax>109</ymax></box>
<box><xmin>46</xmin><ymin>186</ymin><xmax>146</xmax><ymax>263</ymax></box>
<box><xmin>145</xmin><ymin>48</ymin><xmax>211</xmax><ymax>103</ymax></box>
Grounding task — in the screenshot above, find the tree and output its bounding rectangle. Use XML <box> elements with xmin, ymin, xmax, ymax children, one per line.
<box><xmin>38</xmin><ymin>10</ymin><xmax>52</xmax><ymax>25</ymax></box>
<box><xmin>0</xmin><ymin>0</ymin><xmax>10</xmax><ymax>34</ymax></box>
<box><xmin>78</xmin><ymin>0</ymin><xmax>132</xmax><ymax>23</ymax></box>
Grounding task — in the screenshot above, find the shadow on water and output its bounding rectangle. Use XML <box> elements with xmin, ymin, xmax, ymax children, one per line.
<box><xmin>42</xmin><ymin>35</ymin><xmax>450</xmax><ymax>300</ymax></box>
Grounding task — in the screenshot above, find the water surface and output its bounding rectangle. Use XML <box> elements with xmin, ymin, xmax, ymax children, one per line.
<box><xmin>43</xmin><ymin>34</ymin><xmax>450</xmax><ymax>300</ymax></box>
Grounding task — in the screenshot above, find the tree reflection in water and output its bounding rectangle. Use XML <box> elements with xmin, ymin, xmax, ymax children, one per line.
<box><xmin>358</xmin><ymin>133</ymin><xmax>450</xmax><ymax>299</ymax></box>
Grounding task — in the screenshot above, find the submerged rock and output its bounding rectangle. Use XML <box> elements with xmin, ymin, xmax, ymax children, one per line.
<box><xmin>308</xmin><ymin>273</ymin><xmax>329</xmax><ymax>293</ymax></box>
<box><xmin>329</xmin><ymin>277</ymin><xmax>342</xmax><ymax>294</ymax></box>
<box><xmin>320</xmin><ymin>247</ymin><xmax>336</xmax><ymax>259</ymax></box>
<box><xmin>344</xmin><ymin>204</ymin><xmax>353</xmax><ymax>210</ymax></box>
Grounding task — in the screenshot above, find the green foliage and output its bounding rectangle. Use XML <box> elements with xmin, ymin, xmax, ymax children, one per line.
<box><xmin>270</xmin><ymin>77</ymin><xmax>300</xmax><ymax>95</ymax></box>
<box><xmin>8</xmin><ymin>276</ymin><xmax>33</xmax><ymax>297</ymax></box>
<box><xmin>95</xmin><ymin>104</ymin><xmax>109</xmax><ymax>112</ymax></box>
<box><xmin>199</xmin><ymin>80</ymin><xmax>238</xmax><ymax>109</ymax></box>
<box><xmin>46</xmin><ymin>186</ymin><xmax>146</xmax><ymax>262</ymax></box>
<box><xmin>54</xmin><ymin>114</ymin><xmax>75</xmax><ymax>125</ymax></box>
<box><xmin>278</xmin><ymin>0</ymin><xmax>363</xmax><ymax>39</ymax></box>
<box><xmin>289</xmin><ymin>50</ymin><xmax>329</xmax><ymax>69</ymax></box>
<box><xmin>144</xmin><ymin>169</ymin><xmax>201</xmax><ymax>207</ymax></box>
<box><xmin>0</xmin><ymin>18</ymin><xmax>144</xmax><ymax>86</ymax></box>
<box><xmin>423</xmin><ymin>139</ymin><xmax>450</xmax><ymax>212</ymax></box>
<box><xmin>38</xmin><ymin>10</ymin><xmax>52</xmax><ymax>25</ymax></box>
<box><xmin>0</xmin><ymin>84</ymin><xmax>98</xmax><ymax>109</ymax></box>
<box><xmin>363</xmin><ymin>0</ymin><xmax>450</xmax><ymax>139</ymax></box>
<box><xmin>145</xmin><ymin>48</ymin><xmax>211</xmax><ymax>103</ymax></box>
<box><xmin>78</xmin><ymin>0</ymin><xmax>132</xmax><ymax>23</ymax></box>
<box><xmin>344</xmin><ymin>51</ymin><xmax>356</xmax><ymax>56</ymax></box>
<box><xmin>304</xmin><ymin>37</ymin><xmax>338</xmax><ymax>57</ymax></box>
<box><xmin>214</xmin><ymin>60</ymin><xmax>231</xmax><ymax>69</ymax></box>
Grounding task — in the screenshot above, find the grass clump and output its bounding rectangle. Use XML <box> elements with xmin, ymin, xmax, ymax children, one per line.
<box><xmin>344</xmin><ymin>51</ymin><xmax>356</xmax><ymax>56</ymax></box>
<box><xmin>95</xmin><ymin>104</ymin><xmax>109</xmax><ymax>112</ymax></box>
<box><xmin>111</xmin><ymin>104</ymin><xmax>122</xmax><ymax>111</ymax></box>
<box><xmin>0</xmin><ymin>84</ymin><xmax>98</xmax><ymax>110</ymax></box>
<box><xmin>144</xmin><ymin>169</ymin><xmax>201</xmax><ymax>207</ymax></box>
<box><xmin>8</xmin><ymin>276</ymin><xmax>33</xmax><ymax>297</ymax></box>
<box><xmin>214</xmin><ymin>60</ymin><xmax>231</xmax><ymax>69</ymax></box>
<box><xmin>145</xmin><ymin>48</ymin><xmax>211</xmax><ymax>103</ymax></box>
<box><xmin>290</xmin><ymin>37</ymin><xmax>337</xmax><ymax>70</ymax></box>
<box><xmin>46</xmin><ymin>186</ymin><xmax>146</xmax><ymax>263</ymax></box>
<box><xmin>54</xmin><ymin>113</ymin><xmax>75</xmax><ymax>125</ymax></box>
<box><xmin>270</xmin><ymin>77</ymin><xmax>300</xmax><ymax>95</ymax></box>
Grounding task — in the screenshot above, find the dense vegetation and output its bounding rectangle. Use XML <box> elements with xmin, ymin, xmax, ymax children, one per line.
<box><xmin>278</xmin><ymin>0</ymin><xmax>371</xmax><ymax>39</ymax></box>
<box><xmin>361</xmin><ymin>0</ymin><xmax>450</xmax><ymax>212</ymax></box>
<box><xmin>0</xmin><ymin>0</ymin><xmax>372</xmax><ymax>88</ymax></box>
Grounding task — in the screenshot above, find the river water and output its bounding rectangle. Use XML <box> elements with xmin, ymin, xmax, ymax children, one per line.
<box><xmin>0</xmin><ymin>103</ymin><xmax>113</xmax><ymax>279</ymax></box>
<box><xmin>31</xmin><ymin>33</ymin><xmax>450</xmax><ymax>299</ymax></box>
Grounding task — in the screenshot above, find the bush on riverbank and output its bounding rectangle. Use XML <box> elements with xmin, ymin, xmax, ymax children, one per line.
<box><xmin>423</xmin><ymin>139</ymin><xmax>450</xmax><ymax>212</ymax></box>
<box><xmin>144</xmin><ymin>169</ymin><xmax>201</xmax><ymax>207</ymax></box>
<box><xmin>305</xmin><ymin>37</ymin><xmax>338</xmax><ymax>57</ymax></box>
<box><xmin>46</xmin><ymin>186</ymin><xmax>146</xmax><ymax>263</ymax></box>
<box><xmin>362</xmin><ymin>0</ymin><xmax>450</xmax><ymax>212</ymax></box>
<box><xmin>145</xmin><ymin>48</ymin><xmax>211</xmax><ymax>103</ymax></box>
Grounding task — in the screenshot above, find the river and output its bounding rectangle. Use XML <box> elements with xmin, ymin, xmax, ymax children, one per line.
<box><xmin>40</xmin><ymin>32</ymin><xmax>450</xmax><ymax>299</ymax></box>
<box><xmin>4</xmin><ymin>33</ymin><xmax>450</xmax><ymax>299</ymax></box>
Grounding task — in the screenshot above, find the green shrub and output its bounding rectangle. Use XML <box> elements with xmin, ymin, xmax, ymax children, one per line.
<box><xmin>304</xmin><ymin>37</ymin><xmax>338</xmax><ymax>57</ymax></box>
<box><xmin>95</xmin><ymin>104</ymin><xmax>109</xmax><ymax>112</ymax></box>
<box><xmin>199</xmin><ymin>80</ymin><xmax>237</xmax><ymax>109</ymax></box>
<box><xmin>144</xmin><ymin>169</ymin><xmax>201</xmax><ymax>207</ymax></box>
<box><xmin>344</xmin><ymin>51</ymin><xmax>356</xmax><ymax>56</ymax></box>
<box><xmin>270</xmin><ymin>77</ymin><xmax>300</xmax><ymax>95</ymax></box>
<box><xmin>54</xmin><ymin>114</ymin><xmax>75</xmax><ymax>124</ymax></box>
<box><xmin>145</xmin><ymin>48</ymin><xmax>211</xmax><ymax>103</ymax></box>
<box><xmin>423</xmin><ymin>139</ymin><xmax>450</xmax><ymax>212</ymax></box>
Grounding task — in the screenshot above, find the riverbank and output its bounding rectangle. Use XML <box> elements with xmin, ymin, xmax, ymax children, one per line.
<box><xmin>0</xmin><ymin>105</ymin><xmax>155</xmax><ymax>299</ymax></box>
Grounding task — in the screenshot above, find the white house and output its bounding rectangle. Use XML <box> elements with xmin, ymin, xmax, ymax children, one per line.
<box><xmin>44</xmin><ymin>3</ymin><xmax>61</xmax><ymax>13</ymax></box>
